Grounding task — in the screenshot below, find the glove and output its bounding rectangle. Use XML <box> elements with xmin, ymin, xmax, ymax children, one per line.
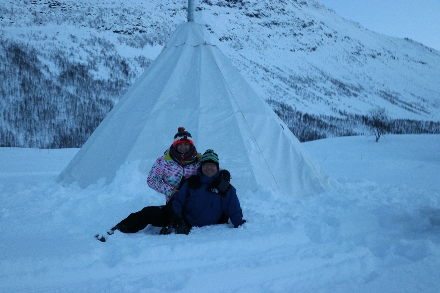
<box><xmin>217</xmin><ymin>170</ymin><xmax>231</xmax><ymax>193</ymax></box>
<box><xmin>173</xmin><ymin>218</ymin><xmax>190</xmax><ymax>235</ymax></box>
<box><xmin>234</xmin><ymin>219</ymin><xmax>246</xmax><ymax>228</ymax></box>
<box><xmin>219</xmin><ymin>169</ymin><xmax>231</xmax><ymax>182</ymax></box>
<box><xmin>159</xmin><ymin>225</ymin><xmax>172</xmax><ymax>235</ymax></box>
<box><xmin>159</xmin><ymin>215</ymin><xmax>190</xmax><ymax>235</ymax></box>
<box><xmin>209</xmin><ymin>170</ymin><xmax>231</xmax><ymax>195</ymax></box>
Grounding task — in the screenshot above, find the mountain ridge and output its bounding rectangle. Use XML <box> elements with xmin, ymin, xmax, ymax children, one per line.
<box><xmin>1</xmin><ymin>0</ymin><xmax>439</xmax><ymax>147</ymax></box>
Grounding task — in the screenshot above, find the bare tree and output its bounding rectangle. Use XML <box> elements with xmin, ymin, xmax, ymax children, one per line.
<box><xmin>369</xmin><ymin>107</ymin><xmax>390</xmax><ymax>142</ymax></box>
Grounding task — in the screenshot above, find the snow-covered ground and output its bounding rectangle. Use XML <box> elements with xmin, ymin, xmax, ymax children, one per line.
<box><xmin>1</xmin><ymin>134</ymin><xmax>439</xmax><ymax>292</ymax></box>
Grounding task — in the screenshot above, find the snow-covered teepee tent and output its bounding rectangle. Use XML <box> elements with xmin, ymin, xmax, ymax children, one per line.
<box><xmin>57</xmin><ymin>0</ymin><xmax>329</xmax><ymax>197</ymax></box>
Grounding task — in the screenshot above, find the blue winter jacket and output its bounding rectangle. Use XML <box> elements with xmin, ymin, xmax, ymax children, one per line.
<box><xmin>172</xmin><ymin>168</ymin><xmax>244</xmax><ymax>228</ymax></box>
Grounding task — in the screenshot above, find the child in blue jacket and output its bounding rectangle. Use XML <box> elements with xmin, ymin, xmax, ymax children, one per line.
<box><xmin>96</xmin><ymin>149</ymin><xmax>245</xmax><ymax>241</ymax></box>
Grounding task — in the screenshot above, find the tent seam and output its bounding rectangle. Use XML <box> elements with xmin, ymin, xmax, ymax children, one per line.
<box><xmin>208</xmin><ymin>44</ymin><xmax>281</xmax><ymax>192</ymax></box>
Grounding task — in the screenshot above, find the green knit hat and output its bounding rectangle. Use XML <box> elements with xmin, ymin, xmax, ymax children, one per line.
<box><xmin>200</xmin><ymin>149</ymin><xmax>219</xmax><ymax>167</ymax></box>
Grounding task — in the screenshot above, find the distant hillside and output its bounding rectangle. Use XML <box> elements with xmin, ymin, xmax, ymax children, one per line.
<box><xmin>1</xmin><ymin>0</ymin><xmax>439</xmax><ymax>148</ymax></box>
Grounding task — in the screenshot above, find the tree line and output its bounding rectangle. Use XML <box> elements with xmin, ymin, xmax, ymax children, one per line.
<box><xmin>268</xmin><ymin>99</ymin><xmax>440</xmax><ymax>142</ymax></box>
<box><xmin>1</xmin><ymin>37</ymin><xmax>439</xmax><ymax>149</ymax></box>
<box><xmin>0</xmin><ymin>37</ymin><xmax>148</xmax><ymax>148</ymax></box>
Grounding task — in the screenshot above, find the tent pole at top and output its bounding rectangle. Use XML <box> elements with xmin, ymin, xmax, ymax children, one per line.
<box><xmin>188</xmin><ymin>0</ymin><xmax>195</xmax><ymax>22</ymax></box>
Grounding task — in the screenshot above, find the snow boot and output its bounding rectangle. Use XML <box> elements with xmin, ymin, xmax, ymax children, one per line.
<box><xmin>95</xmin><ymin>225</ymin><xmax>125</xmax><ymax>242</ymax></box>
<box><xmin>94</xmin><ymin>233</ymin><xmax>107</xmax><ymax>242</ymax></box>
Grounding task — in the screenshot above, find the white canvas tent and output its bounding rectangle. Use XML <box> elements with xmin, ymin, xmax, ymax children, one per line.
<box><xmin>57</xmin><ymin>3</ymin><xmax>329</xmax><ymax>197</ymax></box>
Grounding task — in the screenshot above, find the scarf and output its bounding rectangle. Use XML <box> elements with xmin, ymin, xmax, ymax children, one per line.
<box><xmin>168</xmin><ymin>144</ymin><xmax>199</xmax><ymax>166</ymax></box>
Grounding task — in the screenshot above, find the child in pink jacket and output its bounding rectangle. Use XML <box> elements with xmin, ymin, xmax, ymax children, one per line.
<box><xmin>147</xmin><ymin>127</ymin><xmax>201</xmax><ymax>202</ymax></box>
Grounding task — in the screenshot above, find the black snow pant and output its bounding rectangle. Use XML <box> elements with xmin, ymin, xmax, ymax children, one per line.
<box><xmin>112</xmin><ymin>205</ymin><xmax>171</xmax><ymax>233</ymax></box>
<box><xmin>112</xmin><ymin>203</ymin><xmax>229</xmax><ymax>234</ymax></box>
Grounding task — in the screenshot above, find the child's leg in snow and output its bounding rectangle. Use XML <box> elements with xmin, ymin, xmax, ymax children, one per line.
<box><xmin>112</xmin><ymin>205</ymin><xmax>170</xmax><ymax>233</ymax></box>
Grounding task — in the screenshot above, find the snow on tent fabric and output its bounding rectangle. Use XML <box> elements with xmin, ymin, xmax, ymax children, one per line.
<box><xmin>57</xmin><ymin>13</ymin><xmax>329</xmax><ymax>197</ymax></box>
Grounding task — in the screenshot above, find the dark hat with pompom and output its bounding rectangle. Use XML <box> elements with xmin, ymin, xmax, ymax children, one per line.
<box><xmin>201</xmin><ymin>149</ymin><xmax>219</xmax><ymax>168</ymax></box>
<box><xmin>172</xmin><ymin>127</ymin><xmax>194</xmax><ymax>146</ymax></box>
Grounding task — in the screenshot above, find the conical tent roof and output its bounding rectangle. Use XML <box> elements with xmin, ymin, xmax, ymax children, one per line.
<box><xmin>57</xmin><ymin>21</ymin><xmax>329</xmax><ymax>197</ymax></box>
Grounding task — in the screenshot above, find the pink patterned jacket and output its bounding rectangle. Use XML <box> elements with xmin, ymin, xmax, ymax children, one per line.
<box><xmin>147</xmin><ymin>151</ymin><xmax>201</xmax><ymax>202</ymax></box>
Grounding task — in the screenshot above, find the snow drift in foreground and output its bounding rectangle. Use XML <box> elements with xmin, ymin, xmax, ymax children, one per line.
<box><xmin>1</xmin><ymin>134</ymin><xmax>439</xmax><ymax>293</ymax></box>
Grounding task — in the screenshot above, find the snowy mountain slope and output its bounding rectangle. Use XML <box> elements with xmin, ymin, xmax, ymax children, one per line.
<box><xmin>1</xmin><ymin>134</ymin><xmax>439</xmax><ymax>292</ymax></box>
<box><xmin>1</xmin><ymin>0</ymin><xmax>440</xmax><ymax>147</ymax></box>
<box><xmin>201</xmin><ymin>0</ymin><xmax>440</xmax><ymax>119</ymax></box>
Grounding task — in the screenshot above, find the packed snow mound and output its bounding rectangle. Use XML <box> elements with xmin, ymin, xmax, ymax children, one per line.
<box><xmin>1</xmin><ymin>135</ymin><xmax>440</xmax><ymax>292</ymax></box>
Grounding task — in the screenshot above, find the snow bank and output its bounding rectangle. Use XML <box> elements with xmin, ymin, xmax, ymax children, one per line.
<box><xmin>0</xmin><ymin>135</ymin><xmax>439</xmax><ymax>292</ymax></box>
